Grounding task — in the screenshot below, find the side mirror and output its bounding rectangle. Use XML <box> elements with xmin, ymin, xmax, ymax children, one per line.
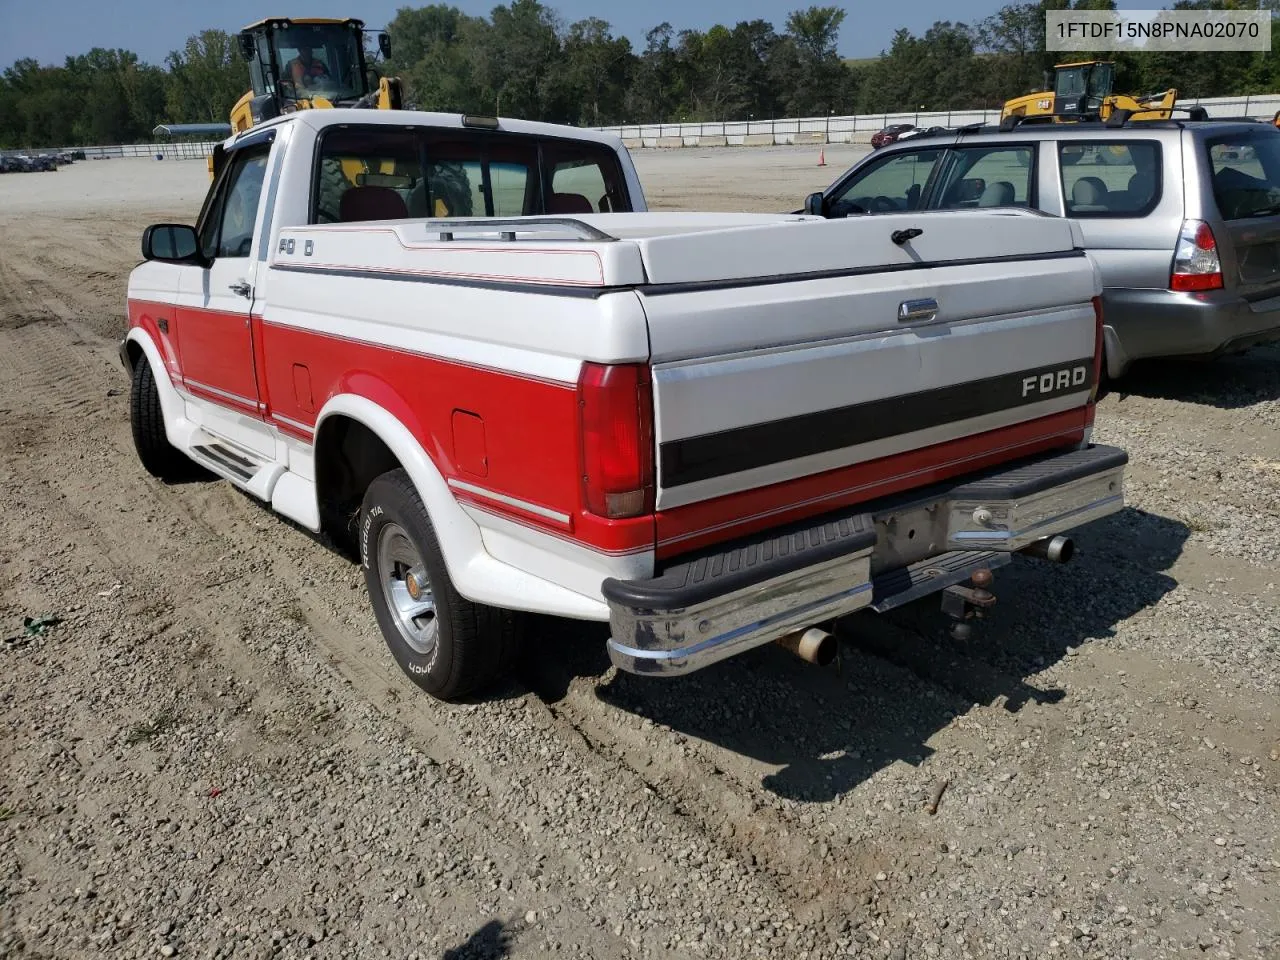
<box><xmin>237</xmin><ymin>31</ymin><xmax>256</xmax><ymax>63</ymax></box>
<box><xmin>142</xmin><ymin>224</ymin><xmax>203</xmax><ymax>265</ymax></box>
<box><xmin>378</xmin><ymin>33</ymin><xmax>392</xmax><ymax>59</ymax></box>
<box><xmin>803</xmin><ymin>191</ymin><xmax>827</xmax><ymax>217</ymax></box>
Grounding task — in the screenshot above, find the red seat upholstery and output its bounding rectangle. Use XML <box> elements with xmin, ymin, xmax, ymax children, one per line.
<box><xmin>546</xmin><ymin>192</ymin><xmax>593</xmax><ymax>214</ymax></box>
<box><xmin>339</xmin><ymin>186</ymin><xmax>409</xmax><ymax>222</ymax></box>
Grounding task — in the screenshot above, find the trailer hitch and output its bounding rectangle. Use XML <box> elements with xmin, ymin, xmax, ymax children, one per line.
<box><xmin>940</xmin><ymin>568</ymin><xmax>996</xmax><ymax>640</ymax></box>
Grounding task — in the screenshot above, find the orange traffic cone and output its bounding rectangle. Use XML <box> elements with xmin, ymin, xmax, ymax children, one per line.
<box><xmin>818</xmin><ymin>149</ymin><xmax>826</xmax><ymax>166</ymax></box>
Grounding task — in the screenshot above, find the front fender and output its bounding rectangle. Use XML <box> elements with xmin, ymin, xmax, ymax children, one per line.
<box><xmin>124</xmin><ymin>328</ymin><xmax>190</xmax><ymax>451</ymax></box>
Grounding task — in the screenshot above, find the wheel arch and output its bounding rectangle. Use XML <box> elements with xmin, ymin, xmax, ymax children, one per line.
<box><xmin>312</xmin><ymin>393</ymin><xmax>487</xmax><ymax>593</ymax></box>
<box><xmin>124</xmin><ymin>328</ymin><xmax>186</xmax><ymax>445</ymax></box>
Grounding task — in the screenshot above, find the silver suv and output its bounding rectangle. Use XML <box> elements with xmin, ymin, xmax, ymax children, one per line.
<box><xmin>804</xmin><ymin>119</ymin><xmax>1280</xmax><ymax>380</ymax></box>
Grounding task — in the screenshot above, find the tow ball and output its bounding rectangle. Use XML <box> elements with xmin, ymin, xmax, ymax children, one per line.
<box><xmin>940</xmin><ymin>568</ymin><xmax>996</xmax><ymax>640</ymax></box>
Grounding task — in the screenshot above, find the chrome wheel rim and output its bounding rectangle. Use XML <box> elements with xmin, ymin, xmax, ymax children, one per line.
<box><xmin>376</xmin><ymin>522</ymin><xmax>438</xmax><ymax>656</ymax></box>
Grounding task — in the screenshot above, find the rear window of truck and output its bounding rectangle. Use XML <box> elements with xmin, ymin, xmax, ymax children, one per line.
<box><xmin>310</xmin><ymin>125</ymin><xmax>632</xmax><ymax>224</ymax></box>
<box><xmin>1059</xmin><ymin>141</ymin><xmax>1162</xmax><ymax>217</ymax></box>
<box><xmin>1205</xmin><ymin>131</ymin><xmax>1280</xmax><ymax>220</ymax></box>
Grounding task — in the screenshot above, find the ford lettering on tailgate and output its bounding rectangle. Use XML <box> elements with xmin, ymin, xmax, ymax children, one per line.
<box><xmin>1022</xmin><ymin>365</ymin><xmax>1090</xmax><ymax>398</ymax></box>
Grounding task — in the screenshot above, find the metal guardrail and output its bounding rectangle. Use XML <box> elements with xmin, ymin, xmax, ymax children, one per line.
<box><xmin>0</xmin><ymin>141</ymin><xmax>218</xmax><ymax>161</ymax></box>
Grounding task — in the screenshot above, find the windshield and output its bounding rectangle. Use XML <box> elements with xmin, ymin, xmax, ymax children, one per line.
<box><xmin>272</xmin><ymin>23</ymin><xmax>367</xmax><ymax>102</ymax></box>
<box><xmin>1205</xmin><ymin>131</ymin><xmax>1280</xmax><ymax>220</ymax></box>
<box><xmin>1087</xmin><ymin>63</ymin><xmax>1114</xmax><ymax>99</ymax></box>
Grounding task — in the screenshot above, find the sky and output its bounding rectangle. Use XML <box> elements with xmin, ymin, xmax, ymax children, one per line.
<box><xmin>0</xmin><ymin>0</ymin><xmax>1010</xmax><ymax>69</ymax></box>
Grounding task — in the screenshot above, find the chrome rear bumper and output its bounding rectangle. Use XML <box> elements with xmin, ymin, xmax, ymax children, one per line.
<box><xmin>603</xmin><ymin>444</ymin><xmax>1127</xmax><ymax>677</ymax></box>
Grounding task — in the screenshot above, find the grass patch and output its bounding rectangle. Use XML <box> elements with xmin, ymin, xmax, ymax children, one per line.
<box><xmin>125</xmin><ymin>708</ymin><xmax>178</xmax><ymax>745</ymax></box>
<box><xmin>1184</xmin><ymin>514</ymin><xmax>1219</xmax><ymax>533</ymax></box>
<box><xmin>0</xmin><ymin>806</ymin><xmax>16</xmax><ymax>822</ymax></box>
<box><xmin>282</xmin><ymin>601</ymin><xmax>308</xmax><ymax>626</ymax></box>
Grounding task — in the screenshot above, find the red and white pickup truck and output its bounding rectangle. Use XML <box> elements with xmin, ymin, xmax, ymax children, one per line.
<box><xmin>122</xmin><ymin>109</ymin><xmax>1127</xmax><ymax>700</ymax></box>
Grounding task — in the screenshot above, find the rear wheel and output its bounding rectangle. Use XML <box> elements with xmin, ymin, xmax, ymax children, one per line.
<box><xmin>360</xmin><ymin>469</ymin><xmax>521</xmax><ymax>701</ymax></box>
<box><xmin>129</xmin><ymin>356</ymin><xmax>197</xmax><ymax>481</ymax></box>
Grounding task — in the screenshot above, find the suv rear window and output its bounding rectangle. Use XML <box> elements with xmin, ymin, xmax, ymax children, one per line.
<box><xmin>1059</xmin><ymin>141</ymin><xmax>1161</xmax><ymax>217</ymax></box>
<box><xmin>1205</xmin><ymin>132</ymin><xmax>1280</xmax><ymax>221</ymax></box>
<box><xmin>311</xmin><ymin>125</ymin><xmax>631</xmax><ymax>224</ymax></box>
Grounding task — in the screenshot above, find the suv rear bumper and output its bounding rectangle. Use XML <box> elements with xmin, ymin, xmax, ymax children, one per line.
<box><xmin>603</xmin><ymin>444</ymin><xmax>1127</xmax><ymax>677</ymax></box>
<box><xmin>1104</xmin><ymin>288</ymin><xmax>1280</xmax><ymax>376</ymax></box>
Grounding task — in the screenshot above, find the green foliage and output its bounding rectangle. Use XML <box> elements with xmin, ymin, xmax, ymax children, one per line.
<box><xmin>1</xmin><ymin>2</ymin><xmax>1276</xmax><ymax>148</ymax></box>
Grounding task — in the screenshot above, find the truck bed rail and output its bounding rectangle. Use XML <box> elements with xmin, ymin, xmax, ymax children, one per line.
<box><xmin>426</xmin><ymin>217</ymin><xmax>618</xmax><ymax>243</ymax></box>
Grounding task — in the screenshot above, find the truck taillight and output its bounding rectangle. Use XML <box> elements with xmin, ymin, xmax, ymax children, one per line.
<box><xmin>579</xmin><ymin>362</ymin><xmax>654</xmax><ymax>519</ymax></box>
<box><xmin>1170</xmin><ymin>220</ymin><xmax>1223</xmax><ymax>292</ymax></box>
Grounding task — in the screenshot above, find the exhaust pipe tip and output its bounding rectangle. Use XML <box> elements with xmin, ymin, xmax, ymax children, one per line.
<box><xmin>1022</xmin><ymin>534</ymin><xmax>1075</xmax><ymax>564</ymax></box>
<box><xmin>774</xmin><ymin>627</ymin><xmax>837</xmax><ymax>666</ymax></box>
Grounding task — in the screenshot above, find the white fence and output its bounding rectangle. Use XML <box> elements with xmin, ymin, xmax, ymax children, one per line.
<box><xmin>5</xmin><ymin>92</ymin><xmax>1277</xmax><ymax>159</ymax></box>
<box><xmin>598</xmin><ymin>93</ymin><xmax>1280</xmax><ymax>147</ymax></box>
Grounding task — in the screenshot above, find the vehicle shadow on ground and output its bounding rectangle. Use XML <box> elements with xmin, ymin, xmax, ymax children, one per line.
<box><xmin>440</xmin><ymin>920</ymin><xmax>517</xmax><ymax>959</ymax></box>
<box><xmin>1108</xmin><ymin>344</ymin><xmax>1280</xmax><ymax>409</ymax></box>
<box><xmin>525</xmin><ymin>506</ymin><xmax>1188</xmax><ymax>803</ymax></box>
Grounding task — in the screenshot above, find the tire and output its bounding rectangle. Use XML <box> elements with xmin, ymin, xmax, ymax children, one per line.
<box><xmin>316</xmin><ymin>158</ymin><xmax>349</xmax><ymax>223</ymax></box>
<box><xmin>360</xmin><ymin>469</ymin><xmax>521</xmax><ymax>701</ymax></box>
<box><xmin>129</xmin><ymin>356</ymin><xmax>197</xmax><ymax>481</ymax></box>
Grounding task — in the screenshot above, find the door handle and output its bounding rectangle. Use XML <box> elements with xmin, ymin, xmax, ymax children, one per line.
<box><xmin>229</xmin><ymin>281</ymin><xmax>252</xmax><ymax>299</ymax></box>
<box><xmin>898</xmin><ymin>298</ymin><xmax>939</xmax><ymax>323</ymax></box>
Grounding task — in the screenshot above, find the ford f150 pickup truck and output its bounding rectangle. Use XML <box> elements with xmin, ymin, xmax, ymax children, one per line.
<box><xmin>122</xmin><ymin>108</ymin><xmax>1128</xmax><ymax>701</ymax></box>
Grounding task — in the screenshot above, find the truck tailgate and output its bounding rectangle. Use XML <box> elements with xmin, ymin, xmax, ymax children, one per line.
<box><xmin>633</xmin><ymin>211</ymin><xmax>1102</xmax><ymax>552</ymax></box>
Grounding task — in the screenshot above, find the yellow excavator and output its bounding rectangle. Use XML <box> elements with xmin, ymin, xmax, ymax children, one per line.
<box><xmin>1001</xmin><ymin>60</ymin><xmax>1177</xmax><ymax>124</ymax></box>
<box><xmin>231</xmin><ymin>17</ymin><xmax>403</xmax><ymax>131</ymax></box>
<box><xmin>203</xmin><ymin>17</ymin><xmax>406</xmax><ymax>179</ymax></box>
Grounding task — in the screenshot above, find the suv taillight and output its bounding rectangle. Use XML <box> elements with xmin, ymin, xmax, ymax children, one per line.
<box><xmin>1089</xmin><ymin>294</ymin><xmax>1104</xmax><ymax>407</ymax></box>
<box><xmin>1170</xmin><ymin>220</ymin><xmax>1223</xmax><ymax>291</ymax></box>
<box><xmin>579</xmin><ymin>362</ymin><xmax>654</xmax><ymax>519</ymax></box>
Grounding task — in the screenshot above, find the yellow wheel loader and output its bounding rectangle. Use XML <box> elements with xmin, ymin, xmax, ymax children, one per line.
<box><xmin>1001</xmin><ymin>61</ymin><xmax>1177</xmax><ymax>125</ymax></box>
<box><xmin>207</xmin><ymin>17</ymin><xmax>405</xmax><ymax>179</ymax></box>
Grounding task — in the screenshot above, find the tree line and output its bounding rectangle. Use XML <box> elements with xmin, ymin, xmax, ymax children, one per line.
<box><xmin>2</xmin><ymin>0</ymin><xmax>1277</xmax><ymax>149</ymax></box>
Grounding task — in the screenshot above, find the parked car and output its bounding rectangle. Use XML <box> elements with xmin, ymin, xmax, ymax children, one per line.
<box><xmin>804</xmin><ymin>118</ymin><xmax>1280</xmax><ymax>381</ymax></box>
<box><xmin>870</xmin><ymin>123</ymin><xmax>916</xmax><ymax>148</ymax></box>
<box><xmin>120</xmin><ymin>108</ymin><xmax>1126</xmax><ymax>702</ymax></box>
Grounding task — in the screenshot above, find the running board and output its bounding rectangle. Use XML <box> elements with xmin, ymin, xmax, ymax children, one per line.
<box><xmin>188</xmin><ymin>441</ymin><xmax>286</xmax><ymax>500</ymax></box>
<box><xmin>191</xmin><ymin>441</ymin><xmax>258</xmax><ymax>482</ymax></box>
<box><xmin>870</xmin><ymin>550</ymin><xmax>1011</xmax><ymax>613</ymax></box>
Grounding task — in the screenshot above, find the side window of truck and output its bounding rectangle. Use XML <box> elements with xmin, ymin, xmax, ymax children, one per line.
<box><xmin>197</xmin><ymin>145</ymin><xmax>272</xmax><ymax>261</ymax></box>
<box><xmin>932</xmin><ymin>146</ymin><xmax>1035</xmax><ymax>209</ymax></box>
<box><xmin>825</xmin><ymin>149</ymin><xmax>944</xmax><ymax>216</ymax></box>
<box><xmin>1059</xmin><ymin>141</ymin><xmax>1162</xmax><ymax>217</ymax></box>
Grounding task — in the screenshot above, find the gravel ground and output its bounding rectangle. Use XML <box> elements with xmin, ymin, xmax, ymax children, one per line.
<box><xmin>0</xmin><ymin>149</ymin><xmax>1276</xmax><ymax>960</ymax></box>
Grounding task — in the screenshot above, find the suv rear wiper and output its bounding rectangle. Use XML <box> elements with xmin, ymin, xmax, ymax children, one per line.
<box><xmin>1248</xmin><ymin>204</ymin><xmax>1280</xmax><ymax>218</ymax></box>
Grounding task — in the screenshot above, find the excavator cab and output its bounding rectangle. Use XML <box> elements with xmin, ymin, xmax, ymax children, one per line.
<box><xmin>1053</xmin><ymin>61</ymin><xmax>1115</xmax><ymax>117</ymax></box>
<box><xmin>230</xmin><ymin>18</ymin><xmax>399</xmax><ymax>133</ymax></box>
